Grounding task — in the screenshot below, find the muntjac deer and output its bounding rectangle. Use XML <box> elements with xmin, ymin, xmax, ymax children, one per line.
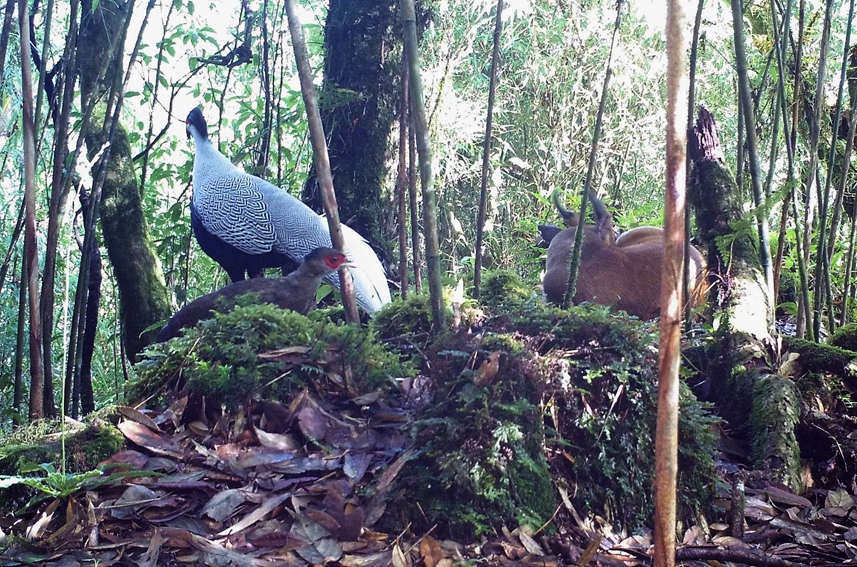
<box><xmin>542</xmin><ymin>191</ymin><xmax>706</xmax><ymax>319</ymax></box>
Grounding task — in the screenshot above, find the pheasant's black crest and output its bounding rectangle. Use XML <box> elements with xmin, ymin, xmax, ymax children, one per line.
<box><xmin>185</xmin><ymin>107</ymin><xmax>208</xmax><ymax>140</ymax></box>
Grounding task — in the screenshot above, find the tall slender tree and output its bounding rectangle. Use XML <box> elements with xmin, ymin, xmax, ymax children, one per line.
<box><xmin>20</xmin><ymin>0</ymin><xmax>43</xmax><ymax>420</ymax></box>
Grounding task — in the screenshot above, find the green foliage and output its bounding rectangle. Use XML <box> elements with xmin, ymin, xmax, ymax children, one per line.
<box><xmin>0</xmin><ymin>463</ymin><xmax>104</xmax><ymax>513</ymax></box>
<box><xmin>134</xmin><ymin>304</ymin><xmax>414</xmax><ymax>408</ymax></box>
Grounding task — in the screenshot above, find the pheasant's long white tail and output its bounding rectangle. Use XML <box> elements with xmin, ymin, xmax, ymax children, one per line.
<box><xmin>338</xmin><ymin>223</ymin><xmax>391</xmax><ymax>315</ymax></box>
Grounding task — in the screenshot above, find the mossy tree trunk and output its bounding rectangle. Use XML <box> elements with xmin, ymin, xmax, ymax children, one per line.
<box><xmin>304</xmin><ymin>0</ymin><xmax>400</xmax><ymax>255</ymax></box>
<box><xmin>78</xmin><ymin>0</ymin><xmax>171</xmax><ymax>361</ymax></box>
<box><xmin>688</xmin><ymin>107</ymin><xmax>802</xmax><ymax>489</ymax></box>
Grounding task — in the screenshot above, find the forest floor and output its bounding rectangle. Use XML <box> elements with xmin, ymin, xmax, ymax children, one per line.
<box><xmin>2</xmin><ymin>387</ymin><xmax>855</xmax><ymax>566</ymax></box>
<box><xmin>1</xmin><ymin>309</ymin><xmax>856</xmax><ymax>566</ymax></box>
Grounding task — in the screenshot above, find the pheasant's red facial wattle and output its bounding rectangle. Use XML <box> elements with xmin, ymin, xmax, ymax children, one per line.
<box><xmin>324</xmin><ymin>254</ymin><xmax>348</xmax><ymax>270</ymax></box>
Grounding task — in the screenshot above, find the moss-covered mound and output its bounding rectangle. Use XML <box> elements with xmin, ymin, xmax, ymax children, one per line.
<box><xmin>135</xmin><ymin>295</ymin><xmax>717</xmax><ymax>540</ymax></box>
<box><xmin>383</xmin><ymin>301</ymin><xmax>718</xmax><ymax>537</ymax></box>
<box><xmin>503</xmin><ymin>303</ymin><xmax>718</xmax><ymax>531</ymax></box>
<box><xmin>828</xmin><ymin>323</ymin><xmax>857</xmax><ymax>352</ymax></box>
<box><xmin>134</xmin><ymin>302</ymin><xmax>415</xmax><ymax>408</ymax></box>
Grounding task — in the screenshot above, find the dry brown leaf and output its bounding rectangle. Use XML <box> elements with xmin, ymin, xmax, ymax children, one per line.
<box><xmin>344</xmin><ymin>452</ymin><xmax>373</xmax><ymax>481</ymax></box>
<box><xmin>577</xmin><ymin>534</ymin><xmax>602</xmax><ymax>566</ymax></box>
<box><xmin>117</xmin><ymin>405</ymin><xmax>161</xmax><ymax>431</ymax></box>
<box><xmin>711</xmin><ymin>535</ymin><xmax>750</xmax><ymax>547</ymax></box>
<box><xmin>297</xmin><ymin>404</ymin><xmax>329</xmax><ymax>441</ymax></box>
<box><xmin>26</xmin><ymin>498</ymin><xmax>59</xmax><ymax>541</ymax></box>
<box><xmin>517</xmin><ymin>530</ymin><xmax>544</xmax><ymax>556</ymax></box>
<box><xmin>499</xmin><ymin>540</ymin><xmax>526</xmax><ymax>560</ymax></box>
<box><xmin>681</xmin><ymin>525</ymin><xmax>707</xmax><ymax>545</ymax></box>
<box><xmin>744</xmin><ymin>496</ymin><xmax>776</xmax><ymax>521</ymax></box>
<box><xmin>292</xmin><ymin>514</ymin><xmax>343</xmax><ymax>563</ymax></box>
<box><xmin>217</xmin><ymin>492</ymin><xmax>292</xmax><ymax>537</ymax></box>
<box><xmin>110</xmin><ymin>484</ymin><xmax>159</xmax><ymax>519</ymax></box>
<box><xmin>97</xmin><ymin>449</ymin><xmax>149</xmax><ymax>472</ymax></box>
<box><xmin>474</xmin><ymin>351</ymin><xmax>501</xmax><ymax>387</ymax></box>
<box><xmin>304</xmin><ymin>509</ymin><xmax>342</xmax><ymax>537</ymax></box>
<box><xmin>117</xmin><ymin>420</ymin><xmax>184</xmax><ymax>458</ymax></box>
<box><xmin>187</xmin><ymin>420</ymin><xmax>210</xmax><ymax>435</ymax></box>
<box><xmin>764</xmin><ymin>485</ymin><xmax>812</xmax><ymax>508</ymax></box>
<box><xmin>373</xmin><ymin>449</ymin><xmax>413</xmax><ymax>494</ymax></box>
<box><xmin>138</xmin><ymin>527</ymin><xmax>164</xmax><ymax>567</ymax></box>
<box><xmin>247</xmin><ymin>530</ymin><xmax>307</xmax><ymax>551</ymax></box>
<box><xmin>259</xmin><ymin>345</ymin><xmax>312</xmax><ymax>361</ymax></box>
<box><xmin>186</xmin><ymin>530</ymin><xmax>270</xmax><ymax>566</ymax></box>
<box><xmin>825</xmin><ymin>488</ymin><xmax>856</xmax><ymax>509</ymax></box>
<box><xmin>202</xmin><ymin>489</ymin><xmax>247</xmax><ymax>522</ymax></box>
<box><xmin>43</xmin><ymin>496</ymin><xmax>86</xmax><ymax>546</ymax></box>
<box><xmin>351</xmin><ymin>391</ymin><xmax>383</xmax><ymax>405</ymax></box>
<box><xmin>340</xmin><ymin>550</ymin><xmax>394</xmax><ymax>567</ymax></box>
<box><xmin>419</xmin><ymin>534</ymin><xmax>445</xmax><ymax>567</ymax></box>
<box><xmin>254</xmin><ymin>425</ymin><xmax>300</xmax><ymax>451</ymax></box>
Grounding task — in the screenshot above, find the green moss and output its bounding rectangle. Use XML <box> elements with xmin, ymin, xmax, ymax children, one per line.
<box><xmin>384</xmin><ymin>343</ymin><xmax>555</xmax><ymax>538</ymax></box>
<box><xmin>828</xmin><ymin>323</ymin><xmax>857</xmax><ymax>352</ymax></box>
<box><xmin>479</xmin><ymin>270</ymin><xmax>535</xmax><ymax>311</ymax></box>
<box><xmin>134</xmin><ymin>303</ymin><xmax>414</xmax><ymax>408</ymax></box>
<box><xmin>749</xmin><ymin>374</ymin><xmax>802</xmax><ymax>488</ymax></box>
<box><xmin>0</xmin><ymin>418</ymin><xmax>124</xmax><ymax>477</ymax></box>
<box><xmin>370</xmin><ymin>293</ymin><xmax>447</xmax><ymax>342</ymax></box>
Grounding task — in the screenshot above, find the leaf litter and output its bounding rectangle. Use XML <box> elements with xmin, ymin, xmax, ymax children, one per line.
<box><xmin>1</xmin><ymin>336</ymin><xmax>856</xmax><ymax>566</ymax></box>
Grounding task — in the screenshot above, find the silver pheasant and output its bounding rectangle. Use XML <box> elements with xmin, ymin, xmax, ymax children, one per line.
<box><xmin>185</xmin><ymin>107</ymin><xmax>391</xmax><ymax>315</ymax></box>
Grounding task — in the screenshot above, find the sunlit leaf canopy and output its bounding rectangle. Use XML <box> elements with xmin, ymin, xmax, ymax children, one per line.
<box><xmin>0</xmin><ymin>0</ymin><xmax>854</xmax><ymax>413</ymax></box>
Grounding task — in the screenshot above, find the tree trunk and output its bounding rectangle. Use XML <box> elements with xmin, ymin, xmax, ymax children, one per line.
<box><xmin>688</xmin><ymin>107</ymin><xmax>802</xmax><ymax>490</ymax></box>
<box><xmin>306</xmin><ymin>0</ymin><xmax>400</xmax><ymax>254</ymax></box>
<box><xmin>20</xmin><ymin>0</ymin><xmax>43</xmax><ymax>420</ymax></box>
<box><xmin>78</xmin><ymin>0</ymin><xmax>171</xmax><ymax>361</ymax></box>
<box><xmin>76</xmin><ymin>189</ymin><xmax>101</xmax><ymax>417</ymax></box>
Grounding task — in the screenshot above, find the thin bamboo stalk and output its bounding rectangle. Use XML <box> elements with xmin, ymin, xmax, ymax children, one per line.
<box><xmin>397</xmin><ymin>57</ymin><xmax>410</xmax><ymax>299</ymax></box>
<box><xmin>284</xmin><ymin>0</ymin><xmax>359</xmax><ymax>323</ymax></box>
<box><xmin>563</xmin><ymin>0</ymin><xmax>624</xmax><ymax>309</ymax></box>
<box><xmin>473</xmin><ymin>0</ymin><xmax>503</xmax><ymax>300</ymax></box>
<box><xmin>731</xmin><ymin>0</ymin><xmax>774</xmax><ymax>320</ymax></box>
<box><xmin>402</xmin><ymin>0</ymin><xmax>444</xmax><ymax>326</ymax></box>
<box><xmin>654</xmin><ymin>0</ymin><xmax>689</xmax><ymax>561</ymax></box>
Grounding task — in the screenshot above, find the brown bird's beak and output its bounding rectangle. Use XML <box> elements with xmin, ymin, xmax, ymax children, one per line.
<box><xmin>339</xmin><ymin>261</ymin><xmax>356</xmax><ymax>269</ymax></box>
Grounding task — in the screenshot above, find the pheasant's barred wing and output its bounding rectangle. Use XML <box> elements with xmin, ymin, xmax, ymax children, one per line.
<box><xmin>250</xmin><ymin>185</ymin><xmax>390</xmax><ymax>314</ymax></box>
<box><xmin>193</xmin><ymin>173</ymin><xmax>277</xmax><ymax>255</ymax></box>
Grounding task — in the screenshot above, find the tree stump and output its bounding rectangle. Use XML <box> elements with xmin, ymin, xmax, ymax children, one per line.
<box><xmin>688</xmin><ymin>107</ymin><xmax>801</xmax><ymax>489</ymax></box>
